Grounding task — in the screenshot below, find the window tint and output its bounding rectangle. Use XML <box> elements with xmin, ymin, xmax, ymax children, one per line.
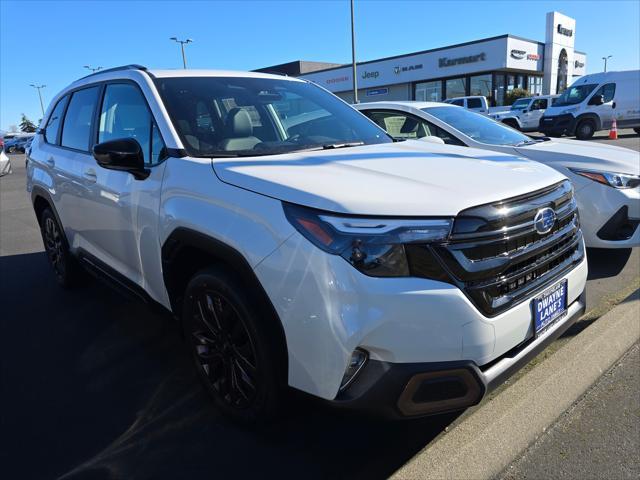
<box><xmin>531</xmin><ymin>99</ymin><xmax>548</xmax><ymax>110</ymax></box>
<box><xmin>98</xmin><ymin>83</ymin><xmax>165</xmax><ymax>166</ymax></box>
<box><xmin>154</xmin><ymin>76</ymin><xmax>390</xmax><ymax>156</ymax></box>
<box><xmin>61</xmin><ymin>87</ymin><xmax>100</xmax><ymax>151</ymax></box>
<box><xmin>451</xmin><ymin>99</ymin><xmax>465</xmax><ymax>107</ymax></box>
<box><xmin>363</xmin><ymin>110</ymin><xmax>466</xmax><ymax>146</ymax></box>
<box><xmin>467</xmin><ymin>98</ymin><xmax>482</xmax><ymax>109</ymax></box>
<box><xmin>593</xmin><ymin>83</ymin><xmax>616</xmax><ymax>103</ymax></box>
<box><xmin>44</xmin><ymin>96</ymin><xmax>69</xmax><ymax>144</ymax></box>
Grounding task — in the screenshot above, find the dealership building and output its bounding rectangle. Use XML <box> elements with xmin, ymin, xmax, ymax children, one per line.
<box><xmin>257</xmin><ymin>11</ymin><xmax>586</xmax><ymax>106</ymax></box>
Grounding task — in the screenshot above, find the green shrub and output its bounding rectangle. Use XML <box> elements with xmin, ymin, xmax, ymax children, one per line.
<box><xmin>505</xmin><ymin>88</ymin><xmax>530</xmax><ymax>105</ymax></box>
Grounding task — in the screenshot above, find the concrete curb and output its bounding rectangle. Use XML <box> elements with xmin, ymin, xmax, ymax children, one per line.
<box><xmin>392</xmin><ymin>290</ymin><xmax>640</xmax><ymax>480</ymax></box>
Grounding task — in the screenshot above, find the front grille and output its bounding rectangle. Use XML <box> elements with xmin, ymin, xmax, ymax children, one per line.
<box><xmin>430</xmin><ymin>180</ymin><xmax>584</xmax><ymax>316</ymax></box>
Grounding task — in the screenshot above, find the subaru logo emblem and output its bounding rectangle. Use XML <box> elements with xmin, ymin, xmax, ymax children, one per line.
<box><xmin>534</xmin><ymin>207</ymin><xmax>556</xmax><ymax>234</ymax></box>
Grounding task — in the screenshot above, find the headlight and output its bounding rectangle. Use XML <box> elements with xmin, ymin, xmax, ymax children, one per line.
<box><xmin>283</xmin><ymin>203</ymin><xmax>453</xmax><ymax>277</ymax></box>
<box><xmin>570</xmin><ymin>168</ymin><xmax>640</xmax><ymax>189</ymax></box>
<box><xmin>562</xmin><ymin>107</ymin><xmax>578</xmax><ymax>114</ymax></box>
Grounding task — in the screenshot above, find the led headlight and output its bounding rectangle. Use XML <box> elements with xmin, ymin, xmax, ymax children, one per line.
<box><xmin>283</xmin><ymin>203</ymin><xmax>453</xmax><ymax>277</ymax></box>
<box><xmin>570</xmin><ymin>168</ymin><xmax>640</xmax><ymax>189</ymax></box>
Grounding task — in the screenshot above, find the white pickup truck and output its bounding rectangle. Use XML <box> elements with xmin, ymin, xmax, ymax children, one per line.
<box><xmin>489</xmin><ymin>95</ymin><xmax>558</xmax><ymax>131</ymax></box>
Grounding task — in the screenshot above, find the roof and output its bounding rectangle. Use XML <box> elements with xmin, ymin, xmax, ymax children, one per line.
<box><xmin>355</xmin><ymin>100</ymin><xmax>453</xmax><ymax>110</ymax></box>
<box><xmin>147</xmin><ymin>69</ymin><xmax>303</xmax><ymax>80</ymax></box>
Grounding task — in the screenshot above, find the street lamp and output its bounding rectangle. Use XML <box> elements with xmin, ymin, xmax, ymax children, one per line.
<box><xmin>30</xmin><ymin>84</ymin><xmax>46</xmax><ymax>117</ymax></box>
<box><xmin>602</xmin><ymin>55</ymin><xmax>612</xmax><ymax>72</ymax></box>
<box><xmin>84</xmin><ymin>65</ymin><xmax>103</xmax><ymax>73</ymax></box>
<box><xmin>350</xmin><ymin>0</ymin><xmax>358</xmax><ymax>104</ymax></box>
<box><xmin>170</xmin><ymin>37</ymin><xmax>193</xmax><ymax>69</ymax></box>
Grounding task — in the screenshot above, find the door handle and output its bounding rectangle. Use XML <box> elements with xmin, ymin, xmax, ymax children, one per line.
<box><xmin>83</xmin><ymin>169</ymin><xmax>97</xmax><ymax>183</ymax></box>
<box><xmin>46</xmin><ymin>157</ymin><xmax>55</xmax><ymax>168</ymax></box>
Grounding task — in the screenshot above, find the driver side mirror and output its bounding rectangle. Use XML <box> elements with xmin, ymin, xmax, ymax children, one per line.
<box><xmin>589</xmin><ymin>94</ymin><xmax>605</xmax><ymax>106</ymax></box>
<box><xmin>92</xmin><ymin>138</ymin><xmax>149</xmax><ymax>180</ymax></box>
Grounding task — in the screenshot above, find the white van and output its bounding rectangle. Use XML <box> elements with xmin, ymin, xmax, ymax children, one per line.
<box><xmin>540</xmin><ymin>70</ymin><xmax>640</xmax><ymax>139</ymax></box>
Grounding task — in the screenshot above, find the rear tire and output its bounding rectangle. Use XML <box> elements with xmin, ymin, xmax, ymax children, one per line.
<box><xmin>633</xmin><ymin>127</ymin><xmax>640</xmax><ymax>135</ymax></box>
<box><xmin>39</xmin><ymin>207</ymin><xmax>80</xmax><ymax>288</ymax></box>
<box><xmin>575</xmin><ymin>120</ymin><xmax>595</xmax><ymax>140</ymax></box>
<box><xmin>182</xmin><ymin>267</ymin><xmax>283</xmax><ymax>424</ymax></box>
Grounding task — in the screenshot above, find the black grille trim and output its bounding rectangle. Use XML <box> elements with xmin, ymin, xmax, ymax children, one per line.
<box><xmin>410</xmin><ymin>180</ymin><xmax>585</xmax><ymax>317</ymax></box>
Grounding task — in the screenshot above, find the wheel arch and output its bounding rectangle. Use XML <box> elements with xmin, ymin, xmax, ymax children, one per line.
<box><xmin>30</xmin><ymin>186</ymin><xmax>71</xmax><ymax>250</ymax></box>
<box><xmin>501</xmin><ymin>117</ymin><xmax>521</xmax><ymax>129</ymax></box>
<box><xmin>573</xmin><ymin>113</ymin><xmax>601</xmax><ymax>132</ymax></box>
<box><xmin>161</xmin><ymin>227</ymin><xmax>289</xmax><ymax>374</ymax></box>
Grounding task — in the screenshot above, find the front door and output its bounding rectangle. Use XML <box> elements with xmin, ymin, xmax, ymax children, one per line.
<box><xmin>586</xmin><ymin>83</ymin><xmax>617</xmax><ymax>129</ymax></box>
<box><xmin>522</xmin><ymin>98</ymin><xmax>548</xmax><ymax>130</ymax></box>
<box><xmin>80</xmin><ymin>82</ymin><xmax>167</xmax><ymax>290</ymax></box>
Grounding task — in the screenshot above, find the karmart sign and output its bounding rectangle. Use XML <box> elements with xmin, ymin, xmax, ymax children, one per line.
<box><xmin>439</xmin><ymin>52</ymin><xmax>486</xmax><ymax>68</ymax></box>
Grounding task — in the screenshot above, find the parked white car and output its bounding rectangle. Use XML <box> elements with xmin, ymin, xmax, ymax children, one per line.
<box><xmin>0</xmin><ymin>142</ymin><xmax>12</xmax><ymax>176</ymax></box>
<box><xmin>489</xmin><ymin>95</ymin><xmax>558</xmax><ymax>131</ymax></box>
<box><xmin>540</xmin><ymin>70</ymin><xmax>640</xmax><ymax>139</ymax></box>
<box><xmin>27</xmin><ymin>66</ymin><xmax>587</xmax><ymax>422</ymax></box>
<box><xmin>444</xmin><ymin>95</ymin><xmax>489</xmax><ymax>114</ymax></box>
<box><xmin>355</xmin><ymin>101</ymin><xmax>640</xmax><ymax>249</ymax></box>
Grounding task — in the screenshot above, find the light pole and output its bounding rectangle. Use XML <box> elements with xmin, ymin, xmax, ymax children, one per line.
<box><xmin>602</xmin><ymin>55</ymin><xmax>612</xmax><ymax>72</ymax></box>
<box><xmin>350</xmin><ymin>0</ymin><xmax>358</xmax><ymax>104</ymax></box>
<box><xmin>170</xmin><ymin>37</ymin><xmax>193</xmax><ymax>69</ymax></box>
<box><xmin>83</xmin><ymin>65</ymin><xmax>103</xmax><ymax>73</ymax></box>
<box><xmin>30</xmin><ymin>84</ymin><xmax>46</xmax><ymax>117</ymax></box>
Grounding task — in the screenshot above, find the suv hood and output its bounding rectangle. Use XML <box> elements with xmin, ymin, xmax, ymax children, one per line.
<box><xmin>515</xmin><ymin>138</ymin><xmax>640</xmax><ymax>175</ymax></box>
<box><xmin>212</xmin><ymin>141</ymin><xmax>566</xmax><ymax>216</ymax></box>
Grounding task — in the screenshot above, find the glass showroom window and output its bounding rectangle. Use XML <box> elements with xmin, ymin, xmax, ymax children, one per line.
<box><xmin>445</xmin><ymin>77</ymin><xmax>467</xmax><ymax>99</ymax></box>
<box><xmin>415</xmin><ymin>80</ymin><xmax>442</xmax><ymax>102</ymax></box>
<box><xmin>529</xmin><ymin>76</ymin><xmax>543</xmax><ymax>95</ymax></box>
<box><xmin>470</xmin><ymin>74</ymin><xmax>492</xmax><ymax>98</ymax></box>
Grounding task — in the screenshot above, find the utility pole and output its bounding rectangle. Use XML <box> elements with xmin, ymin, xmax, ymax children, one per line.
<box><xmin>83</xmin><ymin>65</ymin><xmax>103</xmax><ymax>73</ymax></box>
<box><xmin>30</xmin><ymin>84</ymin><xmax>46</xmax><ymax>117</ymax></box>
<box><xmin>350</xmin><ymin>0</ymin><xmax>358</xmax><ymax>104</ymax></box>
<box><xmin>602</xmin><ymin>55</ymin><xmax>612</xmax><ymax>72</ymax></box>
<box><xmin>170</xmin><ymin>37</ymin><xmax>193</xmax><ymax>69</ymax></box>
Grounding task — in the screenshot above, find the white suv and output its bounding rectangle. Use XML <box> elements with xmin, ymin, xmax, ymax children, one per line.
<box><xmin>27</xmin><ymin>65</ymin><xmax>588</xmax><ymax>422</ymax></box>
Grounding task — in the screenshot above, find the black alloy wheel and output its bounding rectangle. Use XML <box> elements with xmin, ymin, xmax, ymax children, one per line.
<box><xmin>40</xmin><ymin>207</ymin><xmax>79</xmax><ymax>288</ymax></box>
<box><xmin>183</xmin><ymin>268</ymin><xmax>282</xmax><ymax>423</ymax></box>
<box><xmin>191</xmin><ymin>290</ymin><xmax>259</xmax><ymax>408</ymax></box>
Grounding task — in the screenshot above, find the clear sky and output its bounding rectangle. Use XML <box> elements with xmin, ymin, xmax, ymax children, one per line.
<box><xmin>1</xmin><ymin>0</ymin><xmax>639</xmax><ymax>131</ymax></box>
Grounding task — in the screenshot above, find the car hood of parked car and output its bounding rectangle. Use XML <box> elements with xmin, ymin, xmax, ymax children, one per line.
<box><xmin>212</xmin><ymin>140</ymin><xmax>566</xmax><ymax>216</ymax></box>
<box><xmin>515</xmin><ymin>138</ymin><xmax>640</xmax><ymax>176</ymax></box>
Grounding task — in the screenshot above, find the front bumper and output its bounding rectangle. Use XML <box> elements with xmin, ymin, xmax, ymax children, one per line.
<box><xmin>539</xmin><ymin>114</ymin><xmax>576</xmax><ymax>135</ymax></box>
<box><xmin>333</xmin><ymin>290</ymin><xmax>586</xmax><ymax>418</ymax></box>
<box><xmin>576</xmin><ymin>181</ymin><xmax>640</xmax><ymax>248</ymax></box>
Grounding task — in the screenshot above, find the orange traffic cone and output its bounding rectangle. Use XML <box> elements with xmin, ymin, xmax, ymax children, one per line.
<box><xmin>609</xmin><ymin>117</ymin><xmax>618</xmax><ymax>140</ymax></box>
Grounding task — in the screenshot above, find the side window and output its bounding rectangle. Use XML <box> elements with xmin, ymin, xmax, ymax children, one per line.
<box><xmin>98</xmin><ymin>83</ymin><xmax>166</xmax><ymax>166</ymax></box>
<box><xmin>427</xmin><ymin>121</ymin><xmax>466</xmax><ymax>146</ymax></box>
<box><xmin>531</xmin><ymin>99</ymin><xmax>547</xmax><ymax>110</ymax></box>
<box><xmin>451</xmin><ymin>99</ymin><xmax>465</xmax><ymax>107</ymax></box>
<box><xmin>593</xmin><ymin>83</ymin><xmax>616</xmax><ymax>103</ymax></box>
<box><xmin>363</xmin><ymin>111</ymin><xmax>429</xmax><ymax>139</ymax></box>
<box><xmin>61</xmin><ymin>87</ymin><xmax>100</xmax><ymax>151</ymax></box>
<box><xmin>467</xmin><ymin>98</ymin><xmax>482</xmax><ymax>109</ymax></box>
<box><xmin>44</xmin><ymin>96</ymin><xmax>69</xmax><ymax>145</ymax></box>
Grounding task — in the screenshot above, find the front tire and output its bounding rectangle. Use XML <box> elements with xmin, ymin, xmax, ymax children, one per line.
<box><xmin>182</xmin><ymin>267</ymin><xmax>283</xmax><ymax>424</ymax></box>
<box><xmin>575</xmin><ymin>119</ymin><xmax>595</xmax><ymax>140</ymax></box>
<box><xmin>502</xmin><ymin>119</ymin><xmax>520</xmax><ymax>130</ymax></box>
<box><xmin>39</xmin><ymin>207</ymin><xmax>80</xmax><ymax>288</ymax></box>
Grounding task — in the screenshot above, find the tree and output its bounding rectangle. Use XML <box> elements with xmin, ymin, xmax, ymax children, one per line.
<box><xmin>19</xmin><ymin>114</ymin><xmax>37</xmax><ymax>133</ymax></box>
<box><xmin>505</xmin><ymin>88</ymin><xmax>530</xmax><ymax>106</ymax></box>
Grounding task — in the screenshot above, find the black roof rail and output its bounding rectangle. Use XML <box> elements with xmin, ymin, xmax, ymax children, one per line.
<box><xmin>80</xmin><ymin>64</ymin><xmax>147</xmax><ymax>80</ymax></box>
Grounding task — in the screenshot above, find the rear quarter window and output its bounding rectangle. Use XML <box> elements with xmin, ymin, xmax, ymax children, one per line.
<box><xmin>44</xmin><ymin>96</ymin><xmax>70</xmax><ymax>145</ymax></box>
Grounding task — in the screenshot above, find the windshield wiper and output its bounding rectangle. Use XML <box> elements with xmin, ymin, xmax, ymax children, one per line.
<box><xmin>322</xmin><ymin>141</ymin><xmax>365</xmax><ymax>149</ymax></box>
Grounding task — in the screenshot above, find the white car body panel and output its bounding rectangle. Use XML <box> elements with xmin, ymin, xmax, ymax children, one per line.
<box><xmin>213</xmin><ymin>140</ymin><xmax>565</xmax><ymax>216</ymax></box>
<box><xmin>355</xmin><ymin>101</ymin><xmax>640</xmax><ymax>248</ymax></box>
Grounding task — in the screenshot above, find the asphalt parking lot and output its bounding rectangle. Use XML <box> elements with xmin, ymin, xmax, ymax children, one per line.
<box><xmin>0</xmin><ymin>145</ymin><xmax>638</xmax><ymax>479</ymax></box>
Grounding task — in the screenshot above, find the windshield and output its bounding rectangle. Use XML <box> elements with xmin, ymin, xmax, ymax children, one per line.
<box><xmin>511</xmin><ymin>98</ymin><xmax>531</xmax><ymax>110</ymax></box>
<box><xmin>424</xmin><ymin>106</ymin><xmax>531</xmax><ymax>146</ymax></box>
<box><xmin>154</xmin><ymin>76</ymin><xmax>391</xmax><ymax>157</ymax></box>
<box><xmin>553</xmin><ymin>84</ymin><xmax>597</xmax><ymax>106</ymax></box>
